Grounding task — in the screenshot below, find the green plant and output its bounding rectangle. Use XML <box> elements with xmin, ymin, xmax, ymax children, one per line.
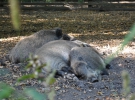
<box><xmin>0</xmin><ymin>55</ymin><xmax>56</xmax><ymax>100</ymax></box>
<box><xmin>0</xmin><ymin>83</ymin><xmax>14</xmax><ymax>99</ymax></box>
<box><xmin>122</xmin><ymin>71</ymin><xmax>130</xmax><ymax>97</ymax></box>
<box><xmin>8</xmin><ymin>0</ymin><xmax>21</xmax><ymax>31</ymax></box>
<box><xmin>122</xmin><ymin>71</ymin><xmax>135</xmax><ymax>100</ymax></box>
<box><xmin>111</xmin><ymin>23</ymin><xmax>135</xmax><ymax>100</ymax></box>
<box><xmin>105</xmin><ymin>23</ymin><xmax>135</xmax><ymax>100</ymax></box>
<box><xmin>4</xmin><ymin>0</ymin><xmax>135</xmax><ymax>100</ymax></box>
<box><xmin>0</xmin><ymin>1</ymin><xmax>56</xmax><ymax>100</ymax></box>
<box><xmin>18</xmin><ymin>54</ymin><xmax>56</xmax><ymax>100</ymax></box>
<box><xmin>105</xmin><ymin>23</ymin><xmax>135</xmax><ymax>65</ymax></box>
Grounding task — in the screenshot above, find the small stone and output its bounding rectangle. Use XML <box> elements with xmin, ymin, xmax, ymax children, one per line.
<box><xmin>84</xmin><ymin>90</ymin><xmax>86</xmax><ymax>93</ymax></box>
<box><xmin>58</xmin><ymin>98</ymin><xmax>62</xmax><ymax>100</ymax></box>
<box><xmin>73</xmin><ymin>76</ymin><xmax>79</xmax><ymax>81</ymax></box>
<box><xmin>5</xmin><ymin>61</ymin><xmax>10</xmax><ymax>65</ymax></box>
<box><xmin>63</xmin><ymin>75</ymin><xmax>66</xmax><ymax>79</ymax></box>
<box><xmin>62</xmin><ymin>90</ymin><xmax>66</xmax><ymax>93</ymax></box>
<box><xmin>13</xmin><ymin>75</ymin><xmax>18</xmax><ymax>78</ymax></box>
<box><xmin>55</xmin><ymin>86</ymin><xmax>61</xmax><ymax>90</ymax></box>
<box><xmin>0</xmin><ymin>66</ymin><xmax>3</xmax><ymax>68</ymax></box>
<box><xmin>66</xmin><ymin>74</ymin><xmax>72</xmax><ymax>80</ymax></box>
<box><xmin>89</xmin><ymin>89</ymin><xmax>92</xmax><ymax>92</ymax></box>
<box><xmin>60</xmin><ymin>90</ymin><xmax>66</xmax><ymax>93</ymax></box>
<box><xmin>71</xmin><ymin>74</ymin><xmax>75</xmax><ymax>76</ymax></box>
<box><xmin>64</xmin><ymin>85</ymin><xmax>69</xmax><ymax>88</ymax></box>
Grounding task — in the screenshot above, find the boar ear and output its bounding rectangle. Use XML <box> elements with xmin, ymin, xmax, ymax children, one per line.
<box><xmin>54</xmin><ymin>27</ymin><xmax>63</xmax><ymax>38</ymax></box>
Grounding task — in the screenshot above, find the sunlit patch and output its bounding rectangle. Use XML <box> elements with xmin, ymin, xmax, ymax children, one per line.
<box><xmin>112</xmin><ymin>1</ymin><xmax>135</xmax><ymax>3</ymax></box>
<box><xmin>96</xmin><ymin>44</ymin><xmax>135</xmax><ymax>56</ymax></box>
<box><xmin>0</xmin><ymin>32</ymin><xmax>135</xmax><ymax>57</ymax></box>
<box><xmin>0</xmin><ymin>36</ymin><xmax>26</xmax><ymax>42</ymax></box>
<box><xmin>68</xmin><ymin>33</ymin><xmax>90</xmax><ymax>37</ymax></box>
<box><xmin>118</xmin><ymin>63</ymin><xmax>123</xmax><ymax>67</ymax></box>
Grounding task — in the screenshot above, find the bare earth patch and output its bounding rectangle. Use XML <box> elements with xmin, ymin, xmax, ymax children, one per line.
<box><xmin>0</xmin><ymin>34</ymin><xmax>135</xmax><ymax>100</ymax></box>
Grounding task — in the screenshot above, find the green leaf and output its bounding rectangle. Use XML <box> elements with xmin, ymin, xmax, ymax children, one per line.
<box><xmin>48</xmin><ymin>89</ymin><xmax>55</xmax><ymax>100</ymax></box>
<box><xmin>25</xmin><ymin>63</ymin><xmax>33</xmax><ymax>69</ymax></box>
<box><xmin>105</xmin><ymin>23</ymin><xmax>135</xmax><ymax>64</ymax></box>
<box><xmin>8</xmin><ymin>0</ymin><xmax>21</xmax><ymax>31</ymax></box>
<box><xmin>18</xmin><ymin>74</ymin><xmax>35</xmax><ymax>81</ymax></box>
<box><xmin>46</xmin><ymin>77</ymin><xmax>56</xmax><ymax>85</ymax></box>
<box><xmin>122</xmin><ymin>23</ymin><xmax>135</xmax><ymax>48</ymax></box>
<box><xmin>24</xmin><ymin>88</ymin><xmax>47</xmax><ymax>100</ymax></box>
<box><xmin>0</xmin><ymin>83</ymin><xmax>14</xmax><ymax>99</ymax></box>
<box><xmin>129</xmin><ymin>94</ymin><xmax>135</xmax><ymax>100</ymax></box>
<box><xmin>46</xmin><ymin>70</ymin><xmax>56</xmax><ymax>85</ymax></box>
<box><xmin>122</xmin><ymin>71</ymin><xmax>130</xmax><ymax>97</ymax></box>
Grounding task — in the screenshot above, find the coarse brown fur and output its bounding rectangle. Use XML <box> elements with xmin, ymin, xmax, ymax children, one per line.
<box><xmin>69</xmin><ymin>47</ymin><xmax>109</xmax><ymax>82</ymax></box>
<box><xmin>9</xmin><ymin>28</ymin><xmax>63</xmax><ymax>63</ymax></box>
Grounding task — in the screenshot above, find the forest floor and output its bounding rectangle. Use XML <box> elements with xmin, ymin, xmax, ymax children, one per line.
<box><xmin>0</xmin><ymin>10</ymin><xmax>135</xmax><ymax>100</ymax></box>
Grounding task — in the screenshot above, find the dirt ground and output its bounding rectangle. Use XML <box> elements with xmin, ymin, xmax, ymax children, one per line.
<box><xmin>1</xmin><ymin>35</ymin><xmax>135</xmax><ymax>100</ymax></box>
<box><xmin>0</xmin><ymin>10</ymin><xmax>135</xmax><ymax>100</ymax></box>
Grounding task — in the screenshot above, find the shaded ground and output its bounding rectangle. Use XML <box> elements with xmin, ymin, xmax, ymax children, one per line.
<box><xmin>0</xmin><ymin>9</ymin><xmax>135</xmax><ymax>38</ymax></box>
<box><xmin>0</xmin><ymin>10</ymin><xmax>135</xmax><ymax>100</ymax></box>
